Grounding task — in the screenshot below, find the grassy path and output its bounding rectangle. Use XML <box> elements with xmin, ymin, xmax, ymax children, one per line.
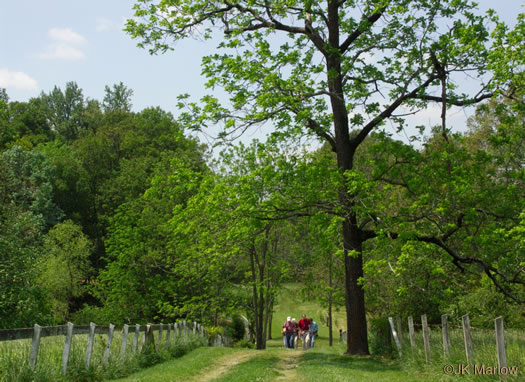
<box><xmin>191</xmin><ymin>350</ymin><xmax>259</xmax><ymax>381</ymax></box>
<box><xmin>112</xmin><ymin>343</ymin><xmax>432</xmax><ymax>382</ymax></box>
<box><xmin>274</xmin><ymin>350</ymin><xmax>302</xmax><ymax>381</ymax></box>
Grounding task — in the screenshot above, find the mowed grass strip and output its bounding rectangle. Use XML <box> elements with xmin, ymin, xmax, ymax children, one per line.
<box><xmin>295</xmin><ymin>346</ymin><xmax>429</xmax><ymax>382</ymax></box>
<box><xmin>111</xmin><ymin>347</ymin><xmax>240</xmax><ymax>382</ymax></box>
<box><xmin>213</xmin><ymin>350</ymin><xmax>282</xmax><ymax>381</ymax></box>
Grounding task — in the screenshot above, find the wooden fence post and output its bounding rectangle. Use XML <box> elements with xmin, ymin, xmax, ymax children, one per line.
<box><xmin>174</xmin><ymin>323</ymin><xmax>178</xmax><ymax>343</ymax></box>
<box><xmin>396</xmin><ymin>316</ymin><xmax>403</xmax><ymax>343</ymax></box>
<box><xmin>85</xmin><ymin>322</ymin><xmax>96</xmax><ymax>368</ymax></box>
<box><xmin>165</xmin><ymin>323</ymin><xmax>171</xmax><ymax>349</ymax></box>
<box><xmin>407</xmin><ymin>316</ymin><xmax>416</xmax><ymax>348</ymax></box>
<box><xmin>62</xmin><ymin>322</ymin><xmax>74</xmax><ymax>375</ymax></box>
<box><xmin>29</xmin><ymin>324</ymin><xmax>42</xmax><ymax>370</ymax></box>
<box><xmin>121</xmin><ymin>324</ymin><xmax>129</xmax><ymax>358</ymax></box>
<box><xmin>193</xmin><ymin>321</ymin><xmax>197</xmax><ymax>336</ymax></box>
<box><xmin>441</xmin><ymin>314</ymin><xmax>450</xmax><ymax>356</ymax></box>
<box><xmin>104</xmin><ymin>324</ymin><xmax>115</xmax><ymax>363</ymax></box>
<box><xmin>388</xmin><ymin>317</ymin><xmax>402</xmax><ymax>352</ymax></box>
<box><xmin>462</xmin><ymin>314</ymin><xmax>474</xmax><ymax>364</ymax></box>
<box><xmin>133</xmin><ymin>324</ymin><xmax>140</xmax><ymax>354</ymax></box>
<box><xmin>157</xmin><ymin>323</ymin><xmax>163</xmax><ymax>350</ymax></box>
<box><xmin>494</xmin><ymin>317</ymin><xmax>507</xmax><ymax>369</ymax></box>
<box><xmin>144</xmin><ymin>324</ymin><xmax>155</xmax><ymax>351</ymax></box>
<box><xmin>421</xmin><ymin>315</ymin><xmax>431</xmax><ymax>363</ymax></box>
<box><xmin>139</xmin><ymin>330</ymin><xmax>145</xmax><ymax>352</ymax></box>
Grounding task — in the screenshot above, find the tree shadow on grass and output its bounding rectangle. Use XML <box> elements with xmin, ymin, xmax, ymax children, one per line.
<box><xmin>298</xmin><ymin>351</ymin><xmax>402</xmax><ymax>374</ymax></box>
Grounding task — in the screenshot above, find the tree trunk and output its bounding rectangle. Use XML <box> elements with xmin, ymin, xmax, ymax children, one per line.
<box><xmin>263</xmin><ymin>281</ymin><xmax>272</xmax><ymax>343</ymax></box>
<box><xmin>249</xmin><ymin>245</ymin><xmax>263</xmax><ymax>349</ymax></box>
<box><xmin>343</xmin><ymin>220</ymin><xmax>369</xmax><ymax>355</ymax></box>
<box><xmin>256</xmin><ymin>283</ymin><xmax>265</xmax><ymax>349</ymax></box>
<box><xmin>328</xmin><ymin>252</ymin><xmax>333</xmax><ymax>347</ymax></box>
<box><xmin>324</xmin><ymin>0</ymin><xmax>370</xmax><ymax>348</ymax></box>
<box><xmin>267</xmin><ymin>300</ymin><xmax>273</xmax><ymax>340</ymax></box>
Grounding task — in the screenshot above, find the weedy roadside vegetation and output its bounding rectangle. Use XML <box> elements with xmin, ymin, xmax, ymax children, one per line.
<box><xmin>397</xmin><ymin>327</ymin><xmax>524</xmax><ymax>381</ymax></box>
<box><xmin>0</xmin><ymin>331</ymin><xmax>206</xmax><ymax>382</ymax></box>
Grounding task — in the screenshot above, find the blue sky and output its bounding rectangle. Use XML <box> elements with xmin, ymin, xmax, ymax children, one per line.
<box><xmin>1</xmin><ymin>0</ymin><xmax>523</xmax><ymax>143</ymax></box>
<box><xmin>1</xmin><ymin>0</ymin><xmax>214</xmax><ymax>111</ymax></box>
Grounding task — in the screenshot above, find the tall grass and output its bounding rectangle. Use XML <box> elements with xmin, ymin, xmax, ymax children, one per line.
<box><xmin>0</xmin><ymin>330</ymin><xmax>207</xmax><ymax>382</ymax></box>
<box><xmin>399</xmin><ymin>326</ymin><xmax>524</xmax><ymax>380</ymax></box>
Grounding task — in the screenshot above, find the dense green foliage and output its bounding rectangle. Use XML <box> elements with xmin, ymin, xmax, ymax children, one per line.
<box><xmin>0</xmin><ymin>83</ymin><xmax>208</xmax><ymax>327</ymax></box>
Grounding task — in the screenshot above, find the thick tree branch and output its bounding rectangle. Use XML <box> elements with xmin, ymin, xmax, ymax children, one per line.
<box><xmin>351</xmin><ymin>72</ymin><xmax>439</xmax><ymax>150</ymax></box>
<box><xmin>339</xmin><ymin>4</ymin><xmax>388</xmax><ymax>54</ymax></box>
<box><xmin>359</xmin><ymin>213</ymin><xmax>523</xmax><ymax>303</ymax></box>
<box><xmin>408</xmin><ymin>92</ymin><xmax>494</xmax><ymax>106</ymax></box>
<box><xmin>306</xmin><ymin>119</ymin><xmax>337</xmax><ymax>152</ymax></box>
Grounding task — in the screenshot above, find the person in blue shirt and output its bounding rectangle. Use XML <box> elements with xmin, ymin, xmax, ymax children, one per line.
<box><xmin>310</xmin><ymin>321</ymin><xmax>319</xmax><ymax>348</ymax></box>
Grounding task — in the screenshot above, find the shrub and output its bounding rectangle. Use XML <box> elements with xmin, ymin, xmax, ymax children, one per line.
<box><xmin>369</xmin><ymin>317</ymin><xmax>393</xmax><ymax>355</ymax></box>
<box><xmin>224</xmin><ymin>314</ymin><xmax>245</xmax><ymax>342</ymax></box>
<box><xmin>235</xmin><ymin>339</ymin><xmax>255</xmax><ymax>349</ymax></box>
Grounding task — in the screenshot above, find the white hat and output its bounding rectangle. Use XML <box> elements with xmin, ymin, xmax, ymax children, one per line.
<box><xmin>287</xmin><ymin>316</ymin><xmax>291</xmax><ymax>321</ymax></box>
<box><xmin>292</xmin><ymin>318</ymin><xmax>296</xmax><ymax>322</ymax></box>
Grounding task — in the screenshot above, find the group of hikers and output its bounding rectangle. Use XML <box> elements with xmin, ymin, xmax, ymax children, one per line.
<box><xmin>282</xmin><ymin>314</ymin><xmax>319</xmax><ymax>350</ymax></box>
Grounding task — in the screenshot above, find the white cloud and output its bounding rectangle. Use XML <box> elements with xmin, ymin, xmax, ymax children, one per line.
<box><xmin>96</xmin><ymin>17</ymin><xmax>114</xmax><ymax>32</ymax></box>
<box><xmin>48</xmin><ymin>27</ymin><xmax>86</xmax><ymax>44</ymax></box>
<box><xmin>0</xmin><ymin>68</ymin><xmax>38</xmax><ymax>90</ymax></box>
<box><xmin>38</xmin><ymin>27</ymin><xmax>86</xmax><ymax>61</ymax></box>
<box><xmin>39</xmin><ymin>44</ymin><xmax>86</xmax><ymax>60</ymax></box>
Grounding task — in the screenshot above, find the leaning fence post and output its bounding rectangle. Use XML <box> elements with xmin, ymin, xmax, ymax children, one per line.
<box><xmin>29</xmin><ymin>324</ymin><xmax>42</xmax><ymax>370</ymax></box>
<box><xmin>462</xmin><ymin>314</ymin><xmax>474</xmax><ymax>364</ymax></box>
<box><xmin>132</xmin><ymin>324</ymin><xmax>140</xmax><ymax>354</ymax></box>
<box><xmin>421</xmin><ymin>314</ymin><xmax>431</xmax><ymax>363</ymax></box>
<box><xmin>388</xmin><ymin>317</ymin><xmax>402</xmax><ymax>352</ymax></box>
<box><xmin>104</xmin><ymin>324</ymin><xmax>115</xmax><ymax>363</ymax></box>
<box><xmin>441</xmin><ymin>315</ymin><xmax>451</xmax><ymax>356</ymax></box>
<box><xmin>85</xmin><ymin>322</ymin><xmax>96</xmax><ymax>368</ymax></box>
<box><xmin>396</xmin><ymin>316</ymin><xmax>403</xmax><ymax>344</ymax></box>
<box><xmin>62</xmin><ymin>322</ymin><xmax>74</xmax><ymax>375</ymax></box>
<box><xmin>494</xmin><ymin>317</ymin><xmax>507</xmax><ymax>370</ymax></box>
<box><xmin>407</xmin><ymin>316</ymin><xmax>416</xmax><ymax>348</ymax></box>
<box><xmin>121</xmin><ymin>324</ymin><xmax>129</xmax><ymax>358</ymax></box>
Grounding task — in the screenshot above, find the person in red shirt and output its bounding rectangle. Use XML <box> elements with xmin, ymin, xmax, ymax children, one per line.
<box><xmin>298</xmin><ymin>314</ymin><xmax>311</xmax><ymax>349</ymax></box>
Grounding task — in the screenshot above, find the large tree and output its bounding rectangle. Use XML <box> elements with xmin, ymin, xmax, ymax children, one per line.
<box><xmin>126</xmin><ymin>0</ymin><xmax>522</xmax><ymax>354</ymax></box>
